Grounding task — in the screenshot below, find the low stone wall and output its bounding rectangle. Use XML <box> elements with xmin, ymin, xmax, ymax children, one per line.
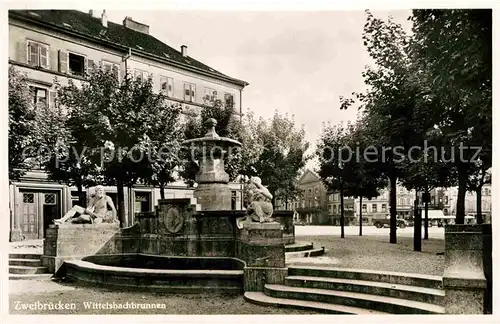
<box><xmin>41</xmin><ymin>222</ymin><xmax>135</xmax><ymax>273</ymax></box>
<box><xmin>442</xmin><ymin>224</ymin><xmax>491</xmax><ymax>314</ymax></box>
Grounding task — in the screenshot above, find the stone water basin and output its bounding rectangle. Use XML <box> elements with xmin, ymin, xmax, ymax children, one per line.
<box><xmin>64</xmin><ymin>254</ymin><xmax>245</xmax><ymax>293</ymax></box>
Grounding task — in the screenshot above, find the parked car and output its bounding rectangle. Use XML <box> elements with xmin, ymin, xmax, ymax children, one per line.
<box><xmin>373</xmin><ymin>215</ymin><xmax>407</xmax><ymax>229</ymax></box>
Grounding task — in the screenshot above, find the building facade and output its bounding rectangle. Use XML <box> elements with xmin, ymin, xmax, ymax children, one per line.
<box><xmin>8</xmin><ymin>9</ymin><xmax>248</xmax><ymax>241</ymax></box>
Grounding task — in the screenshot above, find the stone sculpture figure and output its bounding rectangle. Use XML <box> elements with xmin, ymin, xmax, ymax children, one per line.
<box><xmin>237</xmin><ymin>177</ymin><xmax>274</xmax><ymax>229</ymax></box>
<box><xmin>53</xmin><ymin>185</ymin><xmax>118</xmax><ymax>225</ymax></box>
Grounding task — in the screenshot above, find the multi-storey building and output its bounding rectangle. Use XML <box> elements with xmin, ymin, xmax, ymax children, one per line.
<box><xmin>275</xmin><ymin>169</ymin><xmax>329</xmax><ymax>225</ymax></box>
<box><xmin>8</xmin><ymin>9</ymin><xmax>248</xmax><ymax>241</ymax></box>
<box><xmin>352</xmin><ymin>188</ymin><xmax>390</xmax><ymax>225</ymax></box>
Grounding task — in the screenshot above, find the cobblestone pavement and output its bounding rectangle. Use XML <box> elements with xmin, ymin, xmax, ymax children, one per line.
<box><xmin>291</xmin><ymin>233</ymin><xmax>444</xmax><ymax>276</ymax></box>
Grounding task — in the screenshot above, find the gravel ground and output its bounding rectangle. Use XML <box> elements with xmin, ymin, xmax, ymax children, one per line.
<box><xmin>293</xmin><ymin>234</ymin><xmax>445</xmax><ymax>276</ymax></box>
<box><xmin>9</xmin><ymin>279</ymin><xmax>318</xmax><ymax>315</ymax></box>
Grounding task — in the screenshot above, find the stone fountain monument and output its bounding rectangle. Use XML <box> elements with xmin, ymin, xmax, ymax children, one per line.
<box><xmin>43</xmin><ymin>118</ymin><xmax>288</xmax><ymax>293</ymax></box>
<box><xmin>183</xmin><ymin>118</ymin><xmax>241</xmax><ymax>211</ymax></box>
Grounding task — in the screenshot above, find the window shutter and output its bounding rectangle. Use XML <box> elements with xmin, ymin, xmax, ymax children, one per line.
<box><xmin>190</xmin><ymin>84</ymin><xmax>196</xmax><ymax>101</ymax></box>
<box><xmin>17</xmin><ymin>40</ymin><xmax>28</xmax><ymax>63</ymax></box>
<box><xmin>184</xmin><ymin>83</ymin><xmax>190</xmax><ymax>100</ymax></box>
<box><xmin>112</xmin><ymin>64</ymin><xmax>119</xmax><ymax>81</ymax></box>
<box><xmin>28</xmin><ymin>42</ymin><xmax>39</xmax><ymax>66</ymax></box>
<box><xmin>87</xmin><ymin>59</ymin><xmax>95</xmax><ymax>74</ymax></box>
<box><xmin>167</xmin><ymin>78</ymin><xmax>174</xmax><ymax>97</ymax></box>
<box><xmin>49</xmin><ymin>90</ymin><xmax>56</xmax><ymax>109</ymax></box>
<box><xmin>160</xmin><ymin>76</ymin><xmax>167</xmax><ymax>92</ymax></box>
<box><xmin>39</xmin><ymin>45</ymin><xmax>48</xmax><ymax>68</ymax></box>
<box><xmin>83</xmin><ymin>56</ymin><xmax>88</xmax><ymax>75</ymax></box>
<box><xmin>58</xmin><ymin>50</ymin><xmax>68</xmax><ymax>73</ymax></box>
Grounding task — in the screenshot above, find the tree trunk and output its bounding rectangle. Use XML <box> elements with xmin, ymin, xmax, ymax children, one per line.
<box><xmin>340</xmin><ymin>171</ymin><xmax>345</xmax><ymax>239</ymax></box>
<box><xmin>424</xmin><ymin>201</ymin><xmax>429</xmax><ymax>240</ymax></box>
<box><xmin>389</xmin><ymin>173</ymin><xmax>397</xmax><ymax>244</ymax></box>
<box><xmin>456</xmin><ymin>167</ymin><xmax>467</xmax><ymax>225</ymax></box>
<box><xmin>476</xmin><ymin>187</ymin><xmax>483</xmax><ymax>224</ymax></box>
<box><xmin>414</xmin><ymin>191</ymin><xmax>421</xmax><ymax>252</ymax></box>
<box><xmin>117</xmin><ymin>180</ymin><xmax>126</xmax><ymax>227</ymax></box>
<box><xmin>359</xmin><ymin>196</ymin><xmax>363</xmax><ymax>236</ymax></box>
<box><xmin>159</xmin><ymin>183</ymin><xmax>165</xmax><ymax>200</ymax></box>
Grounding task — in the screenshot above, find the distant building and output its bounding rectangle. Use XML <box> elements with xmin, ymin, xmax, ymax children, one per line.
<box><xmin>8</xmin><ymin>9</ymin><xmax>248</xmax><ymax>241</ymax></box>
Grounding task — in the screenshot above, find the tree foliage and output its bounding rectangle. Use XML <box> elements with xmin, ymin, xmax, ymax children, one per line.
<box><xmin>411</xmin><ymin>9</ymin><xmax>492</xmax><ymax>224</ymax></box>
<box><xmin>8</xmin><ymin>66</ymin><xmax>38</xmax><ymax>180</ymax></box>
<box><xmin>53</xmin><ymin>66</ymin><xmax>183</xmax><ymax>225</ymax></box>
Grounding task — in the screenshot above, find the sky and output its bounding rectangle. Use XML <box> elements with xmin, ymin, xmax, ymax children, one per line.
<box><xmin>76</xmin><ymin>8</ymin><xmax>412</xmax><ymax>167</ymax></box>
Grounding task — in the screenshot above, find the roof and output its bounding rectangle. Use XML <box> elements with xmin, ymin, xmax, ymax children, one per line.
<box><xmin>298</xmin><ymin>169</ymin><xmax>321</xmax><ymax>184</ymax></box>
<box><xmin>9</xmin><ymin>10</ymin><xmax>248</xmax><ymax>87</ymax></box>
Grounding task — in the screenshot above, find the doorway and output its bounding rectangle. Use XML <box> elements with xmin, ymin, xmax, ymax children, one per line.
<box><xmin>19</xmin><ymin>190</ymin><xmax>60</xmax><ymax>239</ymax></box>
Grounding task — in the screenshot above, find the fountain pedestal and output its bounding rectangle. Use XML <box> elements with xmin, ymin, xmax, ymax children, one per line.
<box><xmin>236</xmin><ymin>222</ymin><xmax>287</xmax><ymax>292</ymax></box>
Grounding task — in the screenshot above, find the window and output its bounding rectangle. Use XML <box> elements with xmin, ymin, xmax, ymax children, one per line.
<box><xmin>44</xmin><ymin>193</ymin><xmax>56</xmax><ymax>205</ymax></box>
<box><xmin>160</xmin><ymin>76</ymin><xmax>174</xmax><ymax>97</ymax></box>
<box><xmin>204</xmin><ymin>87</ymin><xmax>217</xmax><ymax>101</ymax></box>
<box><xmin>315</xmin><ymin>187</ymin><xmax>319</xmax><ymax>194</ymax></box>
<box><xmin>27</xmin><ymin>41</ymin><xmax>49</xmax><ymax>68</ymax></box>
<box><xmin>134</xmin><ymin>69</ymin><xmax>149</xmax><ymax>82</ymax></box>
<box><xmin>224</xmin><ymin>92</ymin><xmax>234</xmax><ymax>108</ymax></box>
<box><xmin>134</xmin><ymin>192</ymin><xmax>151</xmax><ymax>213</ymax></box>
<box><xmin>308</xmin><ymin>188</ymin><xmax>312</xmax><ymax>196</ymax></box>
<box><xmin>372</xmin><ymin>204</ymin><xmax>377</xmax><ymax>213</ymax></box>
<box><xmin>381</xmin><ymin>204</ymin><xmax>387</xmax><ymax>212</ymax></box>
<box><xmin>30</xmin><ymin>86</ymin><xmax>47</xmax><ymax>107</ymax></box>
<box><xmin>23</xmin><ymin>193</ymin><xmax>35</xmax><ymax>203</ymax></box>
<box><xmin>68</xmin><ymin>52</ymin><xmax>86</xmax><ymax>76</ymax></box>
<box><xmin>184</xmin><ymin>82</ymin><xmax>196</xmax><ymax>102</ymax></box>
<box><xmin>102</xmin><ymin>61</ymin><xmax>119</xmax><ymax>80</ymax></box>
<box><xmin>332</xmin><ymin>205</ymin><xmax>337</xmax><ymax>213</ymax></box>
<box><xmin>329</xmin><ymin>194</ymin><xmax>333</xmax><ymax>202</ymax></box>
<box><xmin>362</xmin><ymin>204</ymin><xmax>367</xmax><ymax>213</ymax></box>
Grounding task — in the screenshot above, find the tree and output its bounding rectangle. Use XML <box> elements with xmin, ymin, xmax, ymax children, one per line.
<box><xmin>55</xmin><ymin>66</ymin><xmax>182</xmax><ymax>226</ymax></box>
<box><xmin>138</xmin><ymin>101</ymin><xmax>184</xmax><ymax>199</ymax></box>
<box><xmin>8</xmin><ymin>66</ymin><xmax>38</xmax><ymax>180</ymax></box>
<box><xmin>316</xmin><ymin>122</ymin><xmax>350</xmax><ymax>238</ymax></box>
<box><xmin>343</xmin><ymin>11</ymin><xmax>421</xmax><ymax>244</ymax></box>
<box><xmin>411</xmin><ymin>9</ymin><xmax>492</xmax><ymax>224</ymax></box>
<box><xmin>342</xmin><ymin>118</ymin><xmax>388</xmax><ymax>236</ymax></box>
<box><xmin>248</xmin><ymin>111</ymin><xmax>310</xmax><ymax>207</ymax></box>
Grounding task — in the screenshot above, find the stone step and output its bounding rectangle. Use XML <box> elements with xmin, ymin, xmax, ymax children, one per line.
<box><xmin>9</xmin><ymin>266</ymin><xmax>49</xmax><ymax>275</ymax></box>
<box><xmin>9</xmin><ymin>274</ymin><xmax>53</xmax><ymax>280</ymax></box>
<box><xmin>288</xmin><ymin>266</ymin><xmax>443</xmax><ymax>289</ymax></box>
<box><xmin>285</xmin><ymin>247</ymin><xmax>325</xmax><ymax>258</ymax></box>
<box><xmin>244</xmin><ymin>291</ymin><xmax>389</xmax><ymax>314</ymax></box>
<box><xmin>285</xmin><ymin>275</ymin><xmax>445</xmax><ymax>305</ymax></box>
<box><xmin>9</xmin><ymin>258</ymin><xmax>42</xmax><ymax>267</ymax></box>
<box><xmin>9</xmin><ymin>253</ymin><xmax>42</xmax><ymax>260</ymax></box>
<box><xmin>64</xmin><ymin>260</ymin><xmax>244</xmax><ymax>292</ymax></box>
<box><xmin>285</xmin><ymin>242</ymin><xmax>314</xmax><ymax>253</ymax></box>
<box><xmin>265</xmin><ymin>284</ymin><xmax>445</xmax><ymax>314</ymax></box>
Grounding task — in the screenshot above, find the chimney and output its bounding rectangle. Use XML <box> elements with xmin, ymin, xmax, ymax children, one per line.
<box><xmin>122</xmin><ymin>16</ymin><xmax>150</xmax><ymax>35</ymax></box>
<box><xmin>181</xmin><ymin>45</ymin><xmax>188</xmax><ymax>57</ymax></box>
<box><xmin>89</xmin><ymin>10</ymin><xmax>94</xmax><ymax>17</ymax></box>
<box><xmin>101</xmin><ymin>10</ymin><xmax>108</xmax><ymax>28</ymax></box>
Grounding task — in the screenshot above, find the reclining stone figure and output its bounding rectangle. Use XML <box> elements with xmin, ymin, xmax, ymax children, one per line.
<box><xmin>53</xmin><ymin>185</ymin><xmax>117</xmax><ymax>225</ymax></box>
<box><xmin>237</xmin><ymin>177</ymin><xmax>274</xmax><ymax>229</ymax></box>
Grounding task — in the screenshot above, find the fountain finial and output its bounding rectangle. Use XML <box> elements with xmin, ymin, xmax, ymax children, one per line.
<box><xmin>204</xmin><ymin>118</ymin><xmax>220</xmax><ymax>138</ymax></box>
